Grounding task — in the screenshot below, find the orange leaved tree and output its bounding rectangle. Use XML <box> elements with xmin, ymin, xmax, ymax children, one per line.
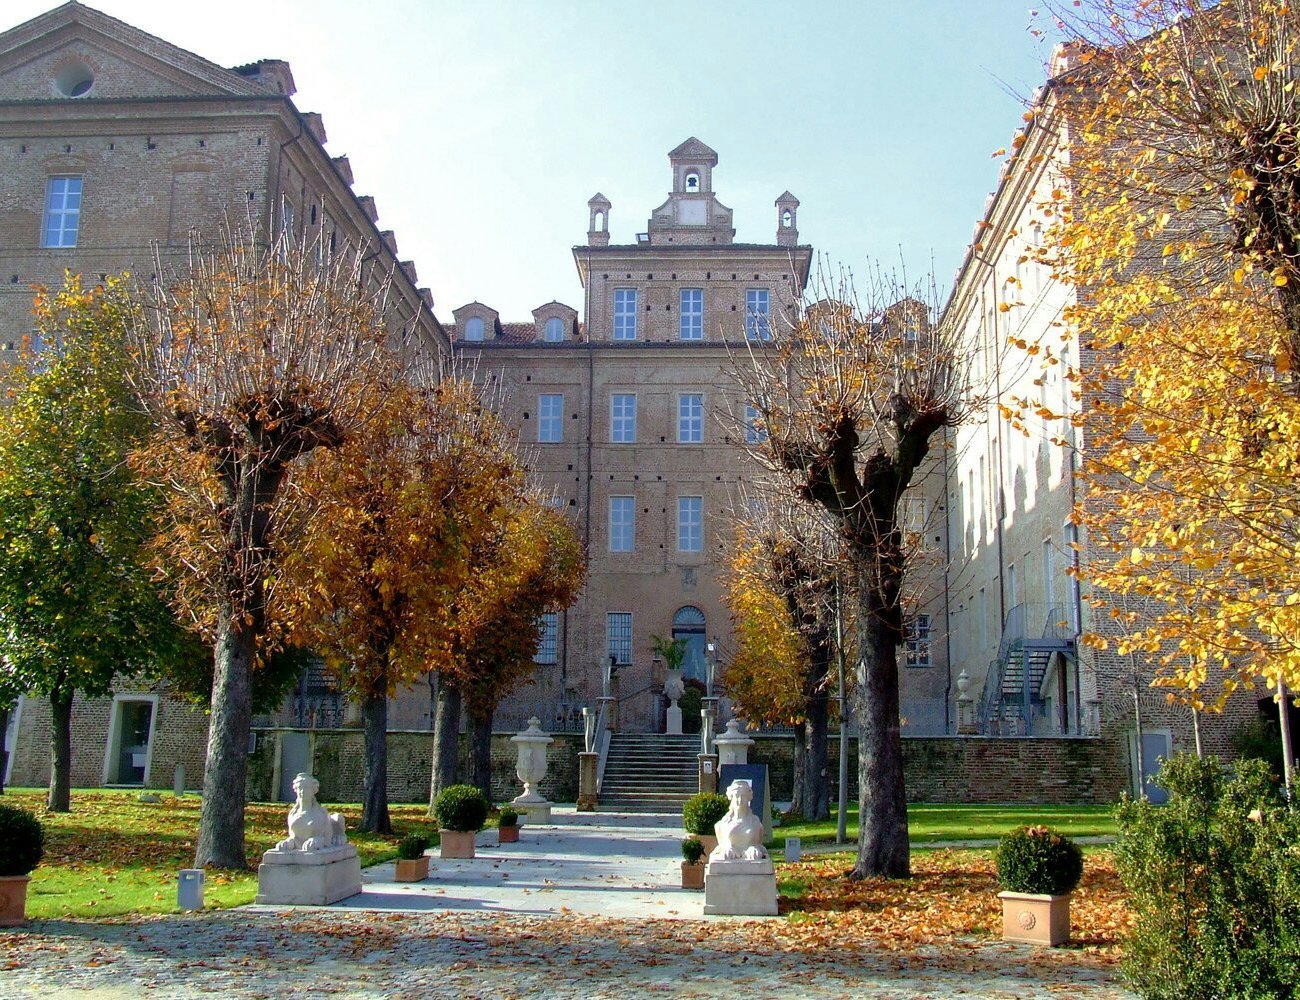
<box><xmin>131</xmin><ymin>231</ymin><xmax>400</xmax><ymax>868</ymax></box>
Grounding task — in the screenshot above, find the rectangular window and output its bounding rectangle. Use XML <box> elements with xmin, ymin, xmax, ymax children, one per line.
<box><xmin>611</xmin><ymin>393</ymin><xmax>637</xmax><ymax>443</ymax></box>
<box><xmin>678</xmin><ymin>496</ymin><xmax>703</xmax><ymax>552</ymax></box>
<box><xmin>744</xmin><ymin>288</ymin><xmax>771</xmax><ymax>340</ymax></box>
<box><xmin>613</xmin><ymin>288</ymin><xmax>638</xmax><ymax>341</ymax></box>
<box><xmin>607</xmin><ymin>612</ymin><xmax>633</xmax><ymax>665</ymax></box>
<box><xmin>1043</xmin><ymin>537</ymin><xmax>1055</xmax><ymax>608</ymax></box>
<box><xmin>679</xmin><ymin>288</ymin><xmax>703</xmax><ymax>340</ymax></box>
<box><xmin>535</xmin><ymin>612</ymin><xmax>558</xmax><ymax>664</ymax></box>
<box><xmin>678</xmin><ymin>393</ymin><xmax>703</xmax><ymax>443</ymax></box>
<box><xmin>538</xmin><ymin>393</ymin><xmax>563</xmax><ymax>443</ymax></box>
<box><xmin>43</xmin><ymin>176</ymin><xmax>82</xmax><ymax>248</ymax></box>
<box><xmin>905</xmin><ymin>614</ymin><xmax>932</xmax><ymax>668</ymax></box>
<box><xmin>609</xmin><ymin>495</ymin><xmax>635</xmax><ymax>552</ymax></box>
<box><xmin>902</xmin><ymin>495</ymin><xmax>928</xmax><ymax>534</ymax></box>
<box><xmin>744</xmin><ymin>404</ymin><xmax>766</xmax><ymax>444</ymax></box>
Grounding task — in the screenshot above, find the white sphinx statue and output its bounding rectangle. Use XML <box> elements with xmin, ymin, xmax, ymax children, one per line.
<box><xmin>276</xmin><ymin>773</ymin><xmax>348</xmax><ymax>852</ymax></box>
<box><xmin>709</xmin><ymin>778</ymin><xmax>769</xmax><ymax>862</ymax></box>
<box><xmin>703</xmin><ymin>779</ymin><xmax>777</xmax><ymax>916</ymax></box>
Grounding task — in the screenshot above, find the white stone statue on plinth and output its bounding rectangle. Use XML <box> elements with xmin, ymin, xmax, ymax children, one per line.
<box><xmin>511</xmin><ymin>717</ymin><xmax>555</xmax><ymax>824</ymax></box>
<box><xmin>664</xmin><ymin>669</ymin><xmax>686</xmax><ymax>735</ymax></box>
<box><xmin>256</xmin><ymin>773</ymin><xmax>362</xmax><ymax>906</ymax></box>
<box><xmin>703</xmin><ymin>779</ymin><xmax>778</xmax><ymax>916</ymax></box>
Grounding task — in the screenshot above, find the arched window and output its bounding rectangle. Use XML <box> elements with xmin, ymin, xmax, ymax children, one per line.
<box><xmin>544</xmin><ymin>317</ymin><xmax>565</xmax><ymax>342</ymax></box>
<box><xmin>685</xmin><ymin>171</ymin><xmax>700</xmax><ymax>192</ymax></box>
<box><xmin>463</xmin><ymin>317</ymin><xmax>485</xmax><ymax>341</ymax></box>
<box><xmin>594</xmin><ymin>211</ymin><xmax>606</xmax><ymax>232</ymax></box>
<box><xmin>781</xmin><ymin>209</ymin><xmax>793</xmax><ymax>227</ymax></box>
<box><xmin>672</xmin><ymin>606</ymin><xmax>707</xmax><ymax>681</ymax></box>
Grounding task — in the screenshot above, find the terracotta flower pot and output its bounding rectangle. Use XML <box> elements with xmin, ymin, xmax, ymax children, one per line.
<box><xmin>440</xmin><ymin>829</ymin><xmax>477</xmax><ymax>859</ymax></box>
<box><xmin>681</xmin><ymin>862</ymin><xmax>705</xmax><ymax>890</ymax></box>
<box><xmin>0</xmin><ymin>875</ymin><xmax>31</xmax><ymax>927</ymax></box>
<box><xmin>394</xmin><ymin>856</ymin><xmax>429</xmax><ymax>882</ymax></box>
<box><xmin>498</xmin><ymin>825</ymin><xmax>520</xmax><ymax>844</ymax></box>
<box><xmin>695</xmin><ymin>834</ymin><xmax>717</xmax><ymax>857</ymax></box>
<box><xmin>998</xmin><ymin>891</ymin><xmax>1071</xmax><ymax>946</ymax></box>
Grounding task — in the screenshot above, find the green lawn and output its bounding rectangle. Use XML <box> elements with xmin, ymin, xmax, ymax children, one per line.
<box><xmin>774</xmin><ymin>802</ymin><xmax>1118</xmax><ymax>850</ymax></box>
<box><xmin>3</xmin><ymin>788</ymin><xmax>440</xmax><ymax>919</ymax></box>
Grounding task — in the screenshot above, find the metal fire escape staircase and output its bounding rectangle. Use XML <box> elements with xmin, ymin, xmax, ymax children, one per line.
<box><xmin>980</xmin><ymin>604</ymin><xmax>1076</xmax><ymax>735</ymax></box>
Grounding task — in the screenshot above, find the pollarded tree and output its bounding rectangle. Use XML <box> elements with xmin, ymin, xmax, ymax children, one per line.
<box><xmin>457</xmin><ymin>498</ymin><xmax>586</xmax><ymax>800</ymax></box>
<box><xmin>0</xmin><ymin>274</ymin><xmax>193</xmax><ymax>811</ymax></box>
<box><xmin>131</xmin><ymin>231</ymin><xmax>400</xmax><ymax>868</ymax></box>
<box><xmin>732</xmin><ymin>274</ymin><xmax>970</xmax><ymax>878</ymax></box>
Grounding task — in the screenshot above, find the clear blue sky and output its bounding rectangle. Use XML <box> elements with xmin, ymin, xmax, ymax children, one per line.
<box><xmin>6</xmin><ymin>1</ymin><xmax>1058</xmax><ymax>319</ymax></box>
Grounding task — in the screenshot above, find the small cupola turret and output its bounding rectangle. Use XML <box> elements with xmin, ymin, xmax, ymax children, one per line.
<box><xmin>776</xmin><ymin>191</ymin><xmax>800</xmax><ymax>247</ymax></box>
<box><xmin>588</xmin><ymin>193</ymin><xmax>611</xmax><ymax>247</ymax></box>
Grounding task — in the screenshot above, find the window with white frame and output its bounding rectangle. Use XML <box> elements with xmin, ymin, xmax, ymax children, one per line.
<box><xmin>744</xmin><ymin>288</ymin><xmax>771</xmax><ymax>340</ymax></box>
<box><xmin>678</xmin><ymin>394</ymin><xmax>703</xmax><ymax>443</ymax></box>
<box><xmin>43</xmin><ymin>176</ymin><xmax>82</xmax><ymax>248</ymax></box>
<box><xmin>607</xmin><ymin>612</ymin><xmax>633</xmax><ymax>665</ymax></box>
<box><xmin>544</xmin><ymin>317</ymin><xmax>565</xmax><ymax>342</ymax></box>
<box><xmin>678</xmin><ymin>496</ymin><xmax>703</xmax><ymax>552</ymax></box>
<box><xmin>538</xmin><ymin>393</ymin><xmax>563</xmax><ymax>443</ymax></box>
<box><xmin>535</xmin><ymin>612</ymin><xmax>558</xmax><ymax>664</ymax></box>
<box><xmin>679</xmin><ymin>288</ymin><xmax>703</xmax><ymax>340</ymax></box>
<box><xmin>613</xmin><ymin>288</ymin><xmax>638</xmax><ymax>340</ymax></box>
<box><xmin>611</xmin><ymin>393</ymin><xmax>637</xmax><ymax>443</ymax></box>
<box><xmin>744</xmin><ymin>404</ymin><xmax>766</xmax><ymax>444</ymax></box>
<box><xmin>463</xmin><ymin>317</ymin><xmax>485</xmax><ymax>341</ymax></box>
<box><xmin>905</xmin><ymin>614</ymin><xmax>932</xmax><ymax>667</ymax></box>
<box><xmin>902</xmin><ymin>495</ymin><xmax>928</xmax><ymax>534</ymax></box>
<box><xmin>609</xmin><ymin>495</ymin><xmax>635</xmax><ymax>551</ymax></box>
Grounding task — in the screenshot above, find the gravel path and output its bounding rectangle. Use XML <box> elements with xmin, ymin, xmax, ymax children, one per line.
<box><xmin>1</xmin><ymin>908</ymin><xmax>1134</xmax><ymax>999</ymax></box>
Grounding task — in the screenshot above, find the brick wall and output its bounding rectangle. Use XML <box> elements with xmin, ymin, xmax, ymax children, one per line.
<box><xmin>249</xmin><ymin>729</ymin><xmax>582</xmax><ymax>805</ymax></box>
<box><xmin>750</xmin><ymin>734</ymin><xmax>1129</xmax><ymax>805</ymax></box>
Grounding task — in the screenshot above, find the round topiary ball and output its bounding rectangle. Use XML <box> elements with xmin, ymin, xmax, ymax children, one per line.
<box><xmin>996</xmin><ymin>824</ymin><xmax>1084</xmax><ymax>896</ymax></box>
<box><xmin>0</xmin><ymin>804</ymin><xmax>44</xmax><ymax>877</ymax></box>
<box><xmin>434</xmin><ymin>785</ymin><xmax>489</xmax><ymax>833</ymax></box>
<box><xmin>682</xmin><ymin>792</ymin><xmax>729</xmax><ymax>835</ymax></box>
<box><xmin>397</xmin><ymin>832</ymin><xmax>429</xmax><ymax>860</ymax></box>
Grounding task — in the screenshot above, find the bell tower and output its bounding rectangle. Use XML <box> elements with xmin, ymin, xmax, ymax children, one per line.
<box><xmin>645</xmin><ymin>137</ymin><xmax>734</xmax><ymax>245</ymax></box>
<box><xmin>775</xmin><ymin>191</ymin><xmax>800</xmax><ymax>247</ymax></box>
<box><xmin>587</xmin><ymin>193</ymin><xmax>611</xmax><ymax>247</ymax></box>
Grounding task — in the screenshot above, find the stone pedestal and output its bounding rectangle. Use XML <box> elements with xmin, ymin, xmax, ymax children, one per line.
<box><xmin>577</xmin><ymin>751</ymin><xmax>600</xmax><ymax>811</ymax></box>
<box><xmin>703</xmin><ymin>858</ymin><xmax>778</xmax><ymax>916</ymax></box>
<box><xmin>255</xmin><ymin>845</ymin><xmax>361</xmax><ymax>905</ymax></box>
<box><xmin>697</xmin><ymin>753</ymin><xmax>718</xmax><ymax>794</ymax></box>
<box><xmin>666</xmin><ymin>705</ymin><xmax>683</xmax><ymax>735</ymax></box>
<box><xmin>715</xmin><ymin>718</ymin><xmax>754</xmax><ymax>766</ymax></box>
<box><xmin>955</xmin><ymin>669</ymin><xmax>977</xmax><ymax>734</ymax></box>
<box><xmin>597</xmin><ymin>696</ymin><xmax>618</xmax><ymax>732</ymax></box>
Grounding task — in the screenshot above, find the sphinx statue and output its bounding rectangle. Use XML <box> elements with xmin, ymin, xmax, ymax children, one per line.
<box><xmin>703</xmin><ymin>778</ymin><xmax>777</xmax><ymax>916</ymax></box>
<box><xmin>710</xmin><ymin>778</ymin><xmax>769</xmax><ymax>862</ymax></box>
<box><xmin>275</xmin><ymin>773</ymin><xmax>348</xmax><ymax>853</ymax></box>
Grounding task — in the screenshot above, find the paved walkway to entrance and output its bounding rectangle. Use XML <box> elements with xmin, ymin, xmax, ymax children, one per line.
<box><xmin>1</xmin><ymin>808</ymin><xmax>1135</xmax><ymax>998</ymax></box>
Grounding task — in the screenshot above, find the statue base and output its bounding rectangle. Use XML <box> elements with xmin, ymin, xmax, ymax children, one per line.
<box><xmin>702</xmin><ymin>858</ymin><xmax>778</xmax><ymax>916</ymax></box>
<box><xmin>665</xmin><ymin>705</ymin><xmax>683</xmax><ymax>735</ymax></box>
<box><xmin>255</xmin><ymin>844</ymin><xmax>361</xmax><ymax>906</ymax></box>
<box><xmin>511</xmin><ymin>794</ymin><xmax>552</xmax><ymax>824</ymax></box>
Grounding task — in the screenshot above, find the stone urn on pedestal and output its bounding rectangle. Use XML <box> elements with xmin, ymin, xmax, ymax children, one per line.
<box><xmin>511</xmin><ymin>717</ymin><xmax>555</xmax><ymax>824</ymax></box>
<box><xmin>663</xmin><ymin>669</ymin><xmax>686</xmax><ymax>735</ymax></box>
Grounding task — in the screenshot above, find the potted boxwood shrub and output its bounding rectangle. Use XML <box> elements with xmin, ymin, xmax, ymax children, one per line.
<box><xmin>434</xmin><ymin>784</ymin><xmax>488</xmax><ymax>859</ymax></box>
<box><xmin>682</xmin><ymin>792</ymin><xmax>728</xmax><ymax>856</ymax></box>
<box><xmin>681</xmin><ymin>836</ymin><xmax>706</xmax><ymax>890</ymax></box>
<box><xmin>0</xmin><ymin>803</ymin><xmax>44</xmax><ymax>926</ymax></box>
<box><xmin>996</xmin><ymin>824</ymin><xmax>1084</xmax><ymax>946</ymax></box>
<box><xmin>497</xmin><ymin>807</ymin><xmax>520</xmax><ymax>845</ymax></box>
<box><xmin>394</xmin><ymin>833</ymin><xmax>430</xmax><ymax>882</ymax></box>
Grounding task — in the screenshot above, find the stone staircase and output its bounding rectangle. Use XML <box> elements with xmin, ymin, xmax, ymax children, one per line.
<box><xmin>598</xmin><ymin>734</ymin><xmax>700</xmax><ymax>813</ymax></box>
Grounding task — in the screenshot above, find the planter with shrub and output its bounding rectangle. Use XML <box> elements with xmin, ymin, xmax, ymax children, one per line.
<box><xmin>434</xmin><ymin>785</ymin><xmax>489</xmax><ymax>859</ymax></box>
<box><xmin>682</xmin><ymin>791</ymin><xmax>728</xmax><ymax>856</ymax></box>
<box><xmin>995</xmin><ymin>824</ymin><xmax>1083</xmax><ymax>946</ymax></box>
<box><xmin>0</xmin><ymin>804</ymin><xmax>44</xmax><ymax>926</ymax></box>
<box><xmin>497</xmin><ymin>807</ymin><xmax>520</xmax><ymax>845</ymax></box>
<box><xmin>394</xmin><ymin>833</ymin><xmax>430</xmax><ymax>882</ymax></box>
<box><xmin>681</xmin><ymin>836</ymin><xmax>706</xmax><ymax>889</ymax></box>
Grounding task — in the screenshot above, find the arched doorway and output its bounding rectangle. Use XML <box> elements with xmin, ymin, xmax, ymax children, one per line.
<box><xmin>672</xmin><ymin>605</ymin><xmax>707</xmax><ymax>682</ymax></box>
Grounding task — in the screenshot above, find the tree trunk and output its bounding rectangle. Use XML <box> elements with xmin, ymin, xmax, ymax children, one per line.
<box><xmin>790</xmin><ymin>724</ymin><xmax>808</xmax><ymax>818</ymax></box>
<box><xmin>0</xmin><ymin>702</ymin><xmax>9</xmax><ymax>795</ymax></box>
<box><xmin>47</xmin><ymin>689</ymin><xmax>73</xmax><ymax>812</ymax></box>
<box><xmin>851</xmin><ymin>592</ymin><xmax>910</xmax><ymax>879</ymax></box>
<box><xmin>429</xmin><ymin>676</ymin><xmax>462</xmax><ymax>811</ymax></box>
<box><xmin>194</xmin><ymin>608</ymin><xmax>254</xmax><ymax>869</ymax></box>
<box><xmin>359</xmin><ymin>686</ymin><xmax>391</xmax><ymax>834</ymax></box>
<box><xmin>804</xmin><ymin>639</ymin><xmax>832</xmax><ymax>822</ymax></box>
<box><xmin>468</xmin><ymin>710</ymin><xmax>494</xmax><ymax>804</ymax></box>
